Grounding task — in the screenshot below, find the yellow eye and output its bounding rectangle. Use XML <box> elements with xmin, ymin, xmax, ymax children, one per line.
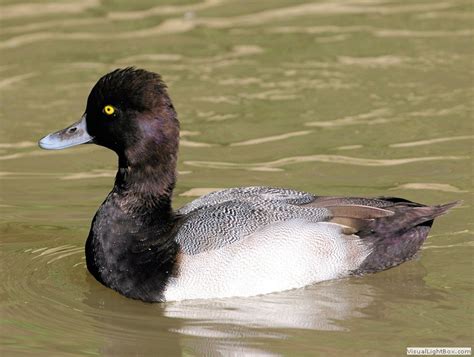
<box><xmin>103</xmin><ymin>105</ymin><xmax>115</xmax><ymax>116</ymax></box>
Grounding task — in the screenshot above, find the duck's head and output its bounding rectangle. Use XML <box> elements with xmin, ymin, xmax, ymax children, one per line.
<box><xmin>39</xmin><ymin>68</ymin><xmax>179</xmax><ymax>166</ymax></box>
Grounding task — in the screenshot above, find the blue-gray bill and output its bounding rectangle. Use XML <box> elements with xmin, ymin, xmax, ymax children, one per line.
<box><xmin>38</xmin><ymin>115</ymin><xmax>93</xmax><ymax>150</ymax></box>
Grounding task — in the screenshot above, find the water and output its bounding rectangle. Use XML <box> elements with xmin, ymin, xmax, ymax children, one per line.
<box><xmin>1</xmin><ymin>0</ymin><xmax>473</xmax><ymax>355</ymax></box>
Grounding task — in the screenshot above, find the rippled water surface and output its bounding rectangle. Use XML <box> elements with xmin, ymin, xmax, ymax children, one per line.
<box><xmin>1</xmin><ymin>0</ymin><xmax>473</xmax><ymax>355</ymax></box>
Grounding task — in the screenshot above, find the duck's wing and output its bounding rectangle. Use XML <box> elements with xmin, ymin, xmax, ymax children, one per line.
<box><xmin>175</xmin><ymin>188</ymin><xmax>457</xmax><ymax>258</ymax></box>
<box><xmin>174</xmin><ymin>187</ymin><xmax>392</xmax><ymax>255</ymax></box>
<box><xmin>177</xmin><ymin>186</ymin><xmax>315</xmax><ymax>215</ymax></box>
<box><xmin>175</xmin><ymin>198</ymin><xmax>331</xmax><ymax>254</ymax></box>
<box><xmin>176</xmin><ymin>186</ymin><xmax>319</xmax><ymax>254</ymax></box>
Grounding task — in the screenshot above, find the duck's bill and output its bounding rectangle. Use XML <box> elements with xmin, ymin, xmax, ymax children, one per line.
<box><xmin>38</xmin><ymin>115</ymin><xmax>94</xmax><ymax>150</ymax></box>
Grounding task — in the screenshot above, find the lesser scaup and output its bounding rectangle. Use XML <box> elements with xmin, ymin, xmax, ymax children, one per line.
<box><xmin>39</xmin><ymin>68</ymin><xmax>458</xmax><ymax>302</ymax></box>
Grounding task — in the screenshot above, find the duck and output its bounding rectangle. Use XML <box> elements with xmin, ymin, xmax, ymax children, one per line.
<box><xmin>38</xmin><ymin>67</ymin><xmax>457</xmax><ymax>302</ymax></box>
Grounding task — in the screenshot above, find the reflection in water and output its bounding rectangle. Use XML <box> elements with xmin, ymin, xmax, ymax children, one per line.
<box><xmin>165</xmin><ymin>281</ymin><xmax>373</xmax><ymax>332</ymax></box>
<box><xmin>78</xmin><ymin>262</ymin><xmax>442</xmax><ymax>356</ymax></box>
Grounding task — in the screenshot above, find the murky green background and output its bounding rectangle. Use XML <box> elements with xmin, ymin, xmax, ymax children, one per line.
<box><xmin>1</xmin><ymin>0</ymin><xmax>473</xmax><ymax>355</ymax></box>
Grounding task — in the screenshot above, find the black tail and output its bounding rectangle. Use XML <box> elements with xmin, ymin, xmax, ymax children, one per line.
<box><xmin>352</xmin><ymin>201</ymin><xmax>460</xmax><ymax>275</ymax></box>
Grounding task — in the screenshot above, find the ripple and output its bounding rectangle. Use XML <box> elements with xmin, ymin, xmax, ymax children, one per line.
<box><xmin>0</xmin><ymin>141</ymin><xmax>36</xmax><ymax>149</ymax></box>
<box><xmin>116</xmin><ymin>53</ymin><xmax>183</xmax><ymax>64</ymax></box>
<box><xmin>107</xmin><ymin>0</ymin><xmax>225</xmax><ymax>20</ymax></box>
<box><xmin>338</xmin><ymin>55</ymin><xmax>407</xmax><ymax>67</ymax></box>
<box><xmin>185</xmin><ymin>154</ymin><xmax>467</xmax><ymax>171</ymax></box>
<box><xmin>305</xmin><ymin>108</ymin><xmax>392</xmax><ymax>127</ymax></box>
<box><xmin>316</xmin><ymin>34</ymin><xmax>349</xmax><ymax>43</ymax></box>
<box><xmin>194</xmin><ymin>96</ymin><xmax>239</xmax><ymax>104</ymax></box>
<box><xmin>0</xmin><ymin>26</ymin><xmax>190</xmax><ymax>50</ymax></box>
<box><xmin>1</xmin><ymin>18</ymin><xmax>103</xmax><ymax>35</ymax></box>
<box><xmin>230</xmin><ymin>130</ymin><xmax>312</xmax><ymax>146</ymax></box>
<box><xmin>2</xmin><ymin>245</ymin><xmax>93</xmax><ymax>354</ymax></box>
<box><xmin>0</xmin><ymin>171</ymin><xmax>58</xmax><ymax>179</ymax></box>
<box><xmin>181</xmin><ymin>130</ymin><xmax>201</xmax><ymax>137</ymax></box>
<box><xmin>258</xmin><ymin>77</ymin><xmax>351</xmax><ymax>90</ymax></box>
<box><xmin>180</xmin><ymin>139</ymin><xmax>214</xmax><ymax>148</ymax></box>
<box><xmin>416</xmin><ymin>11</ymin><xmax>474</xmax><ymax>20</ymax></box>
<box><xmin>0</xmin><ymin>1</ymin><xmax>458</xmax><ymax>49</ymax></box>
<box><xmin>204</xmin><ymin>113</ymin><xmax>238</xmax><ymax>122</ymax></box>
<box><xmin>30</xmin><ymin>244</ymin><xmax>83</xmax><ymax>263</ymax></box>
<box><xmin>0</xmin><ymin>32</ymin><xmax>94</xmax><ymax>49</ymax></box>
<box><xmin>218</xmin><ymin>77</ymin><xmax>262</xmax><ymax>86</ymax></box>
<box><xmin>57</xmin><ymin>169</ymin><xmax>191</xmax><ymax>180</ymax></box>
<box><xmin>60</xmin><ymin>62</ymin><xmax>106</xmax><ymax>70</ymax></box>
<box><xmin>429</xmin><ymin>230</ymin><xmax>472</xmax><ymax>239</ymax></box>
<box><xmin>0</xmin><ymin>73</ymin><xmax>38</xmax><ymax>90</ymax></box>
<box><xmin>336</xmin><ymin>145</ymin><xmax>363</xmax><ymax>150</ymax></box>
<box><xmin>408</xmin><ymin>105</ymin><xmax>467</xmax><ymax>118</ymax></box>
<box><xmin>0</xmin><ymin>0</ymin><xmax>99</xmax><ymax>20</ymax></box>
<box><xmin>390</xmin><ymin>135</ymin><xmax>474</xmax><ymax>148</ymax></box>
<box><xmin>239</xmin><ymin>89</ymin><xmax>299</xmax><ymax>101</ymax></box>
<box><xmin>112</xmin><ymin>45</ymin><xmax>263</xmax><ymax>74</ymax></box>
<box><xmin>189</xmin><ymin>1</ymin><xmax>455</xmax><ymax>28</ymax></box>
<box><xmin>389</xmin><ymin>183</ymin><xmax>467</xmax><ymax>193</ymax></box>
<box><xmin>374</xmin><ymin>29</ymin><xmax>473</xmax><ymax>38</ymax></box>
<box><xmin>192</xmin><ymin>45</ymin><xmax>264</xmax><ymax>64</ymax></box>
<box><xmin>179</xmin><ymin>188</ymin><xmax>222</xmax><ymax>197</ymax></box>
<box><xmin>423</xmin><ymin>241</ymin><xmax>474</xmax><ymax>250</ymax></box>
<box><xmin>60</xmin><ymin>170</ymin><xmax>116</xmax><ymax>180</ymax></box>
<box><xmin>0</xmin><ymin>149</ymin><xmax>78</xmax><ymax>161</ymax></box>
<box><xmin>267</xmin><ymin>25</ymin><xmax>372</xmax><ymax>35</ymax></box>
<box><xmin>267</xmin><ymin>24</ymin><xmax>473</xmax><ymax>40</ymax></box>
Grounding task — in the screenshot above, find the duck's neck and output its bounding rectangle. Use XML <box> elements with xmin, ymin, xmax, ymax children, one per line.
<box><xmin>86</xmin><ymin>143</ymin><xmax>180</xmax><ymax>302</ymax></box>
<box><xmin>114</xmin><ymin>150</ymin><xmax>178</xmax><ymax>218</ymax></box>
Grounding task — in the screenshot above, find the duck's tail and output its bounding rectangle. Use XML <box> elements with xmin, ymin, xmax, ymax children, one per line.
<box><xmin>351</xmin><ymin>200</ymin><xmax>460</xmax><ymax>275</ymax></box>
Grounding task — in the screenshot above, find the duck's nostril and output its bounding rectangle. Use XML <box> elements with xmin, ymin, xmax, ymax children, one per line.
<box><xmin>68</xmin><ymin>127</ymin><xmax>77</xmax><ymax>134</ymax></box>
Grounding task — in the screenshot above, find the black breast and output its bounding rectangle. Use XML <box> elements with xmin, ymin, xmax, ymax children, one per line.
<box><xmin>85</xmin><ymin>193</ymin><xmax>179</xmax><ymax>302</ymax></box>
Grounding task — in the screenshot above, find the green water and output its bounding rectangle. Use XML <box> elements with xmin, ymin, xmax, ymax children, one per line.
<box><xmin>1</xmin><ymin>0</ymin><xmax>473</xmax><ymax>355</ymax></box>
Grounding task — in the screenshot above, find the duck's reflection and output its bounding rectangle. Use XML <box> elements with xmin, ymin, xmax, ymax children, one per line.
<box><xmin>165</xmin><ymin>280</ymin><xmax>373</xmax><ymax>332</ymax></box>
<box><xmin>82</xmin><ymin>263</ymin><xmax>442</xmax><ymax>356</ymax></box>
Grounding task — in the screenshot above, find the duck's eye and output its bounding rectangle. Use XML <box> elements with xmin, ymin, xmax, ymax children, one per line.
<box><xmin>103</xmin><ymin>105</ymin><xmax>116</xmax><ymax>116</ymax></box>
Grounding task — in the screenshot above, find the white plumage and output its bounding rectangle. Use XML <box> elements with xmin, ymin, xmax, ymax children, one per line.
<box><xmin>164</xmin><ymin>219</ymin><xmax>370</xmax><ymax>301</ymax></box>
